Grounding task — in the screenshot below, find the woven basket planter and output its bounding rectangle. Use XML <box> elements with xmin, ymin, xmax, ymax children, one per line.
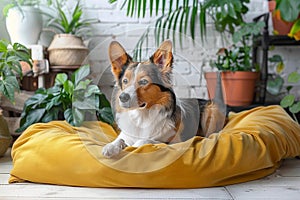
<box><xmin>48</xmin><ymin>34</ymin><xmax>89</xmax><ymax>66</ymax></box>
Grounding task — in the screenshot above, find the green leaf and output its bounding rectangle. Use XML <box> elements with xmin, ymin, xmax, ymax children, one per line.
<box><xmin>73</xmin><ymin>97</ymin><xmax>97</xmax><ymax>110</ymax></box>
<box><xmin>24</xmin><ymin>93</ymin><xmax>49</xmax><ymax>108</ymax></box>
<box><xmin>66</xmin><ymin>108</ymin><xmax>85</xmax><ymax>126</ymax></box>
<box><xmin>289</xmin><ymin>102</ymin><xmax>300</xmax><ymax>114</ymax></box>
<box><xmin>41</xmin><ymin>107</ymin><xmax>61</xmax><ymax>122</ymax></box>
<box><xmin>72</xmin><ymin>65</ymin><xmax>90</xmax><ymax>86</ymax></box>
<box><xmin>0</xmin><ymin>76</ymin><xmax>20</xmax><ymax>103</ymax></box>
<box><xmin>64</xmin><ymin>108</ymin><xmax>74</xmax><ymax>125</ymax></box>
<box><xmin>280</xmin><ymin>94</ymin><xmax>295</xmax><ymax>108</ymax></box>
<box><xmin>74</xmin><ymin>79</ymin><xmax>92</xmax><ymax>91</ymax></box>
<box><xmin>55</xmin><ymin>73</ymin><xmax>68</xmax><ymax>85</ymax></box>
<box><xmin>267</xmin><ymin>75</ymin><xmax>284</xmax><ymax>95</ymax></box>
<box><xmin>289</xmin><ymin>19</ymin><xmax>300</xmax><ymax>37</ymax></box>
<box><xmin>85</xmin><ymin>85</ymin><xmax>100</xmax><ymax>97</ymax></box>
<box><xmin>98</xmin><ymin>93</ymin><xmax>112</xmax><ymax>108</ymax></box>
<box><xmin>0</xmin><ymin>40</ymin><xmax>8</xmax><ymax>52</ymax></box>
<box><xmin>63</xmin><ymin>80</ymin><xmax>74</xmax><ymax>95</ymax></box>
<box><xmin>190</xmin><ymin>0</ymin><xmax>197</xmax><ymax>40</ymax></box>
<box><xmin>17</xmin><ymin>108</ymin><xmax>46</xmax><ymax>132</ymax></box>
<box><xmin>276</xmin><ymin>0</ymin><xmax>300</xmax><ymax>22</ymax></box>
<box><xmin>268</xmin><ymin>54</ymin><xmax>283</xmax><ymax>63</ymax></box>
<box><xmin>97</xmin><ymin>107</ymin><xmax>114</xmax><ymax>125</ymax></box>
<box><xmin>288</xmin><ymin>72</ymin><xmax>300</xmax><ymax>83</ymax></box>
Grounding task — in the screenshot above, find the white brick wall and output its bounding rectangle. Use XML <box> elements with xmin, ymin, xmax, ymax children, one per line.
<box><xmin>57</xmin><ymin>0</ymin><xmax>300</xmax><ymax>101</ymax></box>
<box><xmin>81</xmin><ymin>0</ymin><xmax>225</xmax><ymax>100</ymax></box>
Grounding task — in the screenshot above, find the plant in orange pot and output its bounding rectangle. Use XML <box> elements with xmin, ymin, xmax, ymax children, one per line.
<box><xmin>268</xmin><ymin>0</ymin><xmax>300</xmax><ymax>39</ymax></box>
<box><xmin>205</xmin><ymin>22</ymin><xmax>264</xmax><ymax>107</ymax></box>
<box><xmin>273</xmin><ymin>0</ymin><xmax>300</xmax><ymax>40</ymax></box>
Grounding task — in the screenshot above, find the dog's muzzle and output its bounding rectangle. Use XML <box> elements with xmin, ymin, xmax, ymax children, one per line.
<box><xmin>119</xmin><ymin>92</ymin><xmax>130</xmax><ymax>103</ymax></box>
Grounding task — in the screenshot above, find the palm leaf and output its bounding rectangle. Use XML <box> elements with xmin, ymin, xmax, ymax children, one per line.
<box><xmin>190</xmin><ymin>0</ymin><xmax>198</xmax><ymax>40</ymax></box>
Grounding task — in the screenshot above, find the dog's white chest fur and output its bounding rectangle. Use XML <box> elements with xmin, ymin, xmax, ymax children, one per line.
<box><xmin>116</xmin><ymin>106</ymin><xmax>176</xmax><ymax>146</ymax></box>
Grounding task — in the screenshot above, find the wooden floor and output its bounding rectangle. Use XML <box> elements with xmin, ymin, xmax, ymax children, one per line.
<box><xmin>1</xmin><ymin>149</ymin><xmax>300</xmax><ymax>200</ymax></box>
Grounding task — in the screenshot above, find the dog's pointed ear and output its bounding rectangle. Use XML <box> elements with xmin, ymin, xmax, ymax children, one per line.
<box><xmin>109</xmin><ymin>41</ymin><xmax>132</xmax><ymax>80</ymax></box>
<box><xmin>150</xmin><ymin>40</ymin><xmax>173</xmax><ymax>73</ymax></box>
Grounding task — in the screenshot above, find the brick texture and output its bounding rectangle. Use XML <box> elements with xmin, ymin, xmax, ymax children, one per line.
<box><xmin>78</xmin><ymin>0</ymin><xmax>300</xmax><ymax>101</ymax></box>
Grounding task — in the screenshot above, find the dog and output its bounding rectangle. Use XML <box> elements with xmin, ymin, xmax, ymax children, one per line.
<box><xmin>102</xmin><ymin>40</ymin><xmax>226</xmax><ymax>158</ymax></box>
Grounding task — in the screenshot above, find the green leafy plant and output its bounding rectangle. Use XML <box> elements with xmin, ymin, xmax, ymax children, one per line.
<box><xmin>275</xmin><ymin>0</ymin><xmax>300</xmax><ymax>40</ymax></box>
<box><xmin>0</xmin><ymin>39</ymin><xmax>32</xmax><ymax>103</ymax></box>
<box><xmin>280</xmin><ymin>71</ymin><xmax>300</xmax><ymax>123</ymax></box>
<box><xmin>45</xmin><ymin>0</ymin><xmax>99</xmax><ymax>38</ymax></box>
<box><xmin>17</xmin><ymin>65</ymin><xmax>114</xmax><ymax>132</ymax></box>
<box><xmin>213</xmin><ymin>22</ymin><xmax>264</xmax><ymax>72</ymax></box>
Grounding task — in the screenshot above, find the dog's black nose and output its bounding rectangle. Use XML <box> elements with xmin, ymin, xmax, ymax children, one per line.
<box><xmin>119</xmin><ymin>92</ymin><xmax>130</xmax><ymax>103</ymax></box>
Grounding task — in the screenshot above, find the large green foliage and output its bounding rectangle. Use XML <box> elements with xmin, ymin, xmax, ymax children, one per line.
<box><xmin>0</xmin><ymin>39</ymin><xmax>32</xmax><ymax>103</ymax></box>
<box><xmin>17</xmin><ymin>65</ymin><xmax>114</xmax><ymax>132</ymax></box>
<box><xmin>110</xmin><ymin>0</ymin><xmax>252</xmax><ymax>60</ymax></box>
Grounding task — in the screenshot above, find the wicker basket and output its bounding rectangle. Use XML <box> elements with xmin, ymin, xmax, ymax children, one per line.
<box><xmin>48</xmin><ymin>34</ymin><xmax>89</xmax><ymax>66</ymax></box>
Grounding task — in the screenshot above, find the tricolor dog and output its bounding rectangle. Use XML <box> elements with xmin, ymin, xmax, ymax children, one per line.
<box><xmin>102</xmin><ymin>40</ymin><xmax>226</xmax><ymax>158</ymax></box>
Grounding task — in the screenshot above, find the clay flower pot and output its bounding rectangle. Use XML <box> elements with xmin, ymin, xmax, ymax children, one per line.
<box><xmin>268</xmin><ymin>0</ymin><xmax>294</xmax><ymax>35</ymax></box>
<box><xmin>205</xmin><ymin>71</ymin><xmax>259</xmax><ymax>107</ymax></box>
<box><xmin>48</xmin><ymin>34</ymin><xmax>89</xmax><ymax>66</ymax></box>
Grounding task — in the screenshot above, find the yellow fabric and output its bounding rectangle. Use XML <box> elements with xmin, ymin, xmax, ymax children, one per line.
<box><xmin>9</xmin><ymin>105</ymin><xmax>300</xmax><ymax>188</ymax></box>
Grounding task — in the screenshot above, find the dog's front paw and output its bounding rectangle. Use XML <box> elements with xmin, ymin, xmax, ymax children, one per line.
<box><xmin>102</xmin><ymin>139</ymin><xmax>127</xmax><ymax>158</ymax></box>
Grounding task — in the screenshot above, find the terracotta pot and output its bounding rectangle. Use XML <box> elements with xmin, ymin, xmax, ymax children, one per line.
<box><xmin>205</xmin><ymin>71</ymin><xmax>259</xmax><ymax>107</ymax></box>
<box><xmin>48</xmin><ymin>34</ymin><xmax>89</xmax><ymax>66</ymax></box>
<box><xmin>268</xmin><ymin>0</ymin><xmax>294</xmax><ymax>35</ymax></box>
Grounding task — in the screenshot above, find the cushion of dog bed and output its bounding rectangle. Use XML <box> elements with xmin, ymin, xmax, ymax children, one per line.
<box><xmin>9</xmin><ymin>105</ymin><xmax>300</xmax><ymax>188</ymax></box>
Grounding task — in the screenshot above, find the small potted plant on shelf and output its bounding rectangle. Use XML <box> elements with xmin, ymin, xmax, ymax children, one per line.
<box><xmin>0</xmin><ymin>39</ymin><xmax>32</xmax><ymax>156</ymax></box>
<box><xmin>269</xmin><ymin>0</ymin><xmax>300</xmax><ymax>39</ymax></box>
<box><xmin>45</xmin><ymin>0</ymin><xmax>99</xmax><ymax>66</ymax></box>
<box><xmin>3</xmin><ymin>0</ymin><xmax>43</xmax><ymax>45</ymax></box>
<box><xmin>17</xmin><ymin>64</ymin><xmax>114</xmax><ymax>132</ymax></box>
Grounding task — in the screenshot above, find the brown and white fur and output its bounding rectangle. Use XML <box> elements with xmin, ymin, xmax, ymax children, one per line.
<box><xmin>102</xmin><ymin>40</ymin><xmax>226</xmax><ymax>158</ymax></box>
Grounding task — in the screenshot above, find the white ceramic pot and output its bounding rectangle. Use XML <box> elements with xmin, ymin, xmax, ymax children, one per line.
<box><xmin>5</xmin><ymin>6</ymin><xmax>43</xmax><ymax>45</ymax></box>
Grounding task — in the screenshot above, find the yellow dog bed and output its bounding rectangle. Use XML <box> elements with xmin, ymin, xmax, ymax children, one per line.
<box><xmin>9</xmin><ymin>105</ymin><xmax>300</xmax><ymax>188</ymax></box>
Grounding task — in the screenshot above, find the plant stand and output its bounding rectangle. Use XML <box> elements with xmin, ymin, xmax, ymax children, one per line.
<box><xmin>252</xmin><ymin>13</ymin><xmax>300</xmax><ymax>104</ymax></box>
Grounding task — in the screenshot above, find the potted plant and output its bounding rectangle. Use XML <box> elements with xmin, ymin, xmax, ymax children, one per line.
<box><xmin>204</xmin><ymin>22</ymin><xmax>263</xmax><ymax>106</ymax></box>
<box><xmin>270</xmin><ymin>0</ymin><xmax>300</xmax><ymax>40</ymax></box>
<box><xmin>17</xmin><ymin>64</ymin><xmax>114</xmax><ymax>132</ymax></box>
<box><xmin>46</xmin><ymin>0</ymin><xmax>99</xmax><ymax>66</ymax></box>
<box><xmin>3</xmin><ymin>0</ymin><xmax>43</xmax><ymax>45</ymax></box>
<box><xmin>0</xmin><ymin>39</ymin><xmax>32</xmax><ymax>156</ymax></box>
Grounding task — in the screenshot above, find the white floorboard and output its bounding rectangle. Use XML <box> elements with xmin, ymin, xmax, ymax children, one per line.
<box><xmin>1</xmin><ymin>148</ymin><xmax>300</xmax><ymax>199</ymax></box>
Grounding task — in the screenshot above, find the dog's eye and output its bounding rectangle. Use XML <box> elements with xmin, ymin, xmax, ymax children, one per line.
<box><xmin>138</xmin><ymin>79</ymin><xmax>148</xmax><ymax>86</ymax></box>
<box><xmin>122</xmin><ymin>78</ymin><xmax>128</xmax><ymax>85</ymax></box>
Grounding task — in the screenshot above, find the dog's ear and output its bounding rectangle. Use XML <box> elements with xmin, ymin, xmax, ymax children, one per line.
<box><xmin>150</xmin><ymin>40</ymin><xmax>173</xmax><ymax>74</ymax></box>
<box><xmin>109</xmin><ymin>41</ymin><xmax>132</xmax><ymax>80</ymax></box>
